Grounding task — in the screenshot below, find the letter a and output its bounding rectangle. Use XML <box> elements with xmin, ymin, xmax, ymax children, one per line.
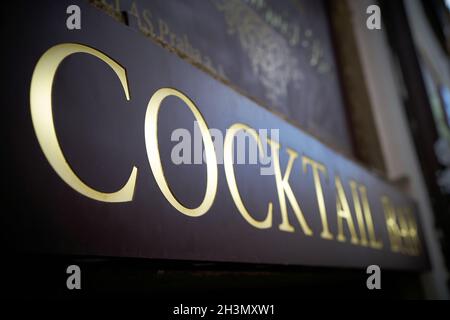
<box><xmin>66</xmin><ymin>265</ymin><xmax>81</xmax><ymax>290</ymax></box>
<box><xmin>66</xmin><ymin>5</ymin><xmax>81</xmax><ymax>30</ymax></box>
<box><xmin>366</xmin><ymin>5</ymin><xmax>381</xmax><ymax>30</ymax></box>
<box><xmin>366</xmin><ymin>265</ymin><xmax>381</xmax><ymax>290</ymax></box>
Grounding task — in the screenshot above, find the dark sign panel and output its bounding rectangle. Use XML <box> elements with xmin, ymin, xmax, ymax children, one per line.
<box><xmin>4</xmin><ymin>0</ymin><xmax>428</xmax><ymax>270</ymax></box>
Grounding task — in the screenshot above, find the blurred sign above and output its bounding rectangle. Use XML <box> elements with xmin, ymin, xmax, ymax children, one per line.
<box><xmin>90</xmin><ymin>0</ymin><xmax>354</xmax><ymax>155</ymax></box>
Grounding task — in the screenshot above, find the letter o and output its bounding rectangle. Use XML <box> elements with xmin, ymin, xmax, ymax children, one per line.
<box><xmin>144</xmin><ymin>88</ymin><xmax>218</xmax><ymax>217</ymax></box>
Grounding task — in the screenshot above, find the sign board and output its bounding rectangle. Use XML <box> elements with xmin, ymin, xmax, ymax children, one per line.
<box><xmin>3</xmin><ymin>0</ymin><xmax>429</xmax><ymax>270</ymax></box>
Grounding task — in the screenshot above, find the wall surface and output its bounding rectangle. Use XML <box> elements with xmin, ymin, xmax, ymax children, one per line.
<box><xmin>347</xmin><ymin>0</ymin><xmax>449</xmax><ymax>299</ymax></box>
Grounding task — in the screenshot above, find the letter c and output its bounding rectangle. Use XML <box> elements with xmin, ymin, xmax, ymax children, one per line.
<box><xmin>223</xmin><ymin>123</ymin><xmax>273</xmax><ymax>229</ymax></box>
<box><xmin>30</xmin><ymin>43</ymin><xmax>137</xmax><ymax>202</ymax></box>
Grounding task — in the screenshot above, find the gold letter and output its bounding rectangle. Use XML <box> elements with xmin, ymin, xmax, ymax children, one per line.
<box><xmin>397</xmin><ymin>209</ymin><xmax>412</xmax><ymax>255</ymax></box>
<box><xmin>350</xmin><ymin>181</ymin><xmax>383</xmax><ymax>249</ymax></box>
<box><xmin>267</xmin><ymin>141</ymin><xmax>312</xmax><ymax>235</ymax></box>
<box><xmin>144</xmin><ymin>88</ymin><xmax>218</xmax><ymax>217</ymax></box>
<box><xmin>381</xmin><ymin>196</ymin><xmax>402</xmax><ymax>253</ymax></box>
<box><xmin>224</xmin><ymin>123</ymin><xmax>272</xmax><ymax>229</ymax></box>
<box><xmin>405</xmin><ymin>208</ymin><xmax>421</xmax><ymax>255</ymax></box>
<box><xmin>30</xmin><ymin>43</ymin><xmax>137</xmax><ymax>202</ymax></box>
<box><xmin>335</xmin><ymin>176</ymin><xmax>359</xmax><ymax>245</ymax></box>
<box><xmin>302</xmin><ymin>156</ymin><xmax>333</xmax><ymax>240</ymax></box>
